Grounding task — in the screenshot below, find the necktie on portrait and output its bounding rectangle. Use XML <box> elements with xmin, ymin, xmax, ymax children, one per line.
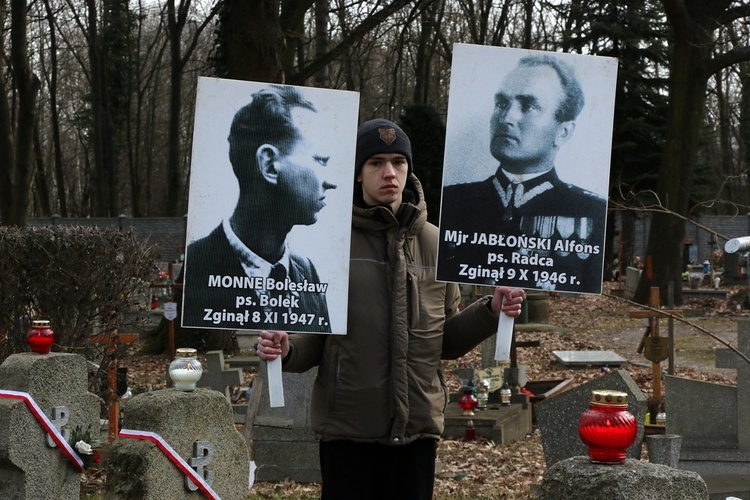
<box><xmin>503</xmin><ymin>182</ymin><xmax>519</xmax><ymax>221</ymax></box>
<box><xmin>269</xmin><ymin>263</ymin><xmax>287</xmax><ymax>284</ymax></box>
<box><xmin>272</xmin><ymin>262</ymin><xmax>293</xmax><ymax>312</ymax></box>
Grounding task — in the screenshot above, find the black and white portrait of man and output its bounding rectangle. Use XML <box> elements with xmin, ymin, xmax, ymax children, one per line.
<box><xmin>182</xmin><ymin>78</ymin><xmax>358</xmax><ymax>333</ymax></box>
<box><xmin>437</xmin><ymin>45</ymin><xmax>617</xmax><ymax>294</ymax></box>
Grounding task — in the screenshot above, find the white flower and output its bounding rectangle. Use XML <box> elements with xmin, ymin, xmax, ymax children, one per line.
<box><xmin>75</xmin><ymin>440</ymin><xmax>93</xmax><ymax>455</ymax></box>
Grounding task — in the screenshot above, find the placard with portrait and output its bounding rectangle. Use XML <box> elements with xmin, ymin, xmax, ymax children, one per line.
<box><xmin>182</xmin><ymin>78</ymin><xmax>358</xmax><ymax>334</ymax></box>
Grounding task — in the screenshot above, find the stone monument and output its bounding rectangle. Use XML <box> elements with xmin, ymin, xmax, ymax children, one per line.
<box><xmin>106</xmin><ymin>388</ymin><xmax>249</xmax><ymax>499</ymax></box>
<box><xmin>538</xmin><ymin>456</ymin><xmax>708</xmax><ymax>499</ymax></box>
<box><xmin>0</xmin><ymin>353</ymin><xmax>99</xmax><ymax>500</ymax></box>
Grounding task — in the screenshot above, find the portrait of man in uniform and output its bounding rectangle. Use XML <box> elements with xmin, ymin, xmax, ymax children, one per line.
<box><xmin>437</xmin><ymin>45</ymin><xmax>616</xmax><ymax>293</ymax></box>
<box><xmin>182</xmin><ymin>79</ymin><xmax>357</xmax><ymax>333</ymax></box>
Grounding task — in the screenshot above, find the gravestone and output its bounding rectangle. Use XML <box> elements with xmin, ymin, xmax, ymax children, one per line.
<box><xmin>665</xmin><ymin>318</ymin><xmax>750</xmax><ymax>498</ymax></box>
<box><xmin>246</xmin><ymin>363</ymin><xmax>320</xmax><ymax>482</ymax></box>
<box><xmin>0</xmin><ymin>353</ymin><xmax>99</xmax><ymax>500</ymax></box>
<box><xmin>535</xmin><ymin>369</ymin><xmax>646</xmax><ymax>467</ymax></box>
<box><xmin>106</xmin><ymin>388</ymin><xmax>249</xmax><ymax>499</ymax></box>
<box><xmin>666</xmin><ymin>377</ymin><xmax>737</xmax><ymax>449</ymax></box>
<box><xmin>625</xmin><ymin>266</ymin><xmax>642</xmax><ymax>298</ymax></box>
<box><xmin>538</xmin><ymin>456</ymin><xmax>708</xmax><ymax>500</ymax></box>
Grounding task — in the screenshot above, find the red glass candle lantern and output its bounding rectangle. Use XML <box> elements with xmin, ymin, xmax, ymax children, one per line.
<box><xmin>458</xmin><ymin>387</ymin><xmax>478</xmax><ymax>416</ymax></box>
<box><xmin>579</xmin><ymin>390</ymin><xmax>637</xmax><ymax>464</ymax></box>
<box><xmin>27</xmin><ymin>320</ymin><xmax>54</xmax><ymax>354</ymax></box>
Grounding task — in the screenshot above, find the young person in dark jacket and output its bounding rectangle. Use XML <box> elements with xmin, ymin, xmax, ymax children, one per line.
<box><xmin>257</xmin><ymin>119</ymin><xmax>525</xmax><ymax>499</ymax></box>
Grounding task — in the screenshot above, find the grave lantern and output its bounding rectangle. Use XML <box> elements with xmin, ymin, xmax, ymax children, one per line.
<box><xmin>655</xmin><ymin>411</ymin><xmax>666</xmax><ymax>426</ymax></box>
<box><xmin>500</xmin><ymin>381</ymin><xmax>512</xmax><ymax>406</ymax></box>
<box><xmin>168</xmin><ymin>348</ymin><xmax>203</xmax><ymax>391</ymax></box>
<box><xmin>476</xmin><ymin>380</ymin><xmax>489</xmax><ymax>410</ymax></box>
<box><xmin>27</xmin><ymin>319</ymin><xmax>54</xmax><ymax>354</ymax></box>
<box><xmin>578</xmin><ymin>390</ymin><xmax>637</xmax><ymax>464</ymax></box>
<box><xmin>458</xmin><ymin>386</ymin><xmax>478</xmax><ymax>416</ymax></box>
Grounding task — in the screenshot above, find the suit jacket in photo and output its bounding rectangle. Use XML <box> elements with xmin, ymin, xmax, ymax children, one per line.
<box><xmin>437</xmin><ymin>168</ymin><xmax>607</xmax><ymax>293</ymax></box>
<box><xmin>182</xmin><ymin>225</ymin><xmax>331</xmax><ymax>332</ymax></box>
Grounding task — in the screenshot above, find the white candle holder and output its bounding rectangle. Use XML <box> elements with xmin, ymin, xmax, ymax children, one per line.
<box><xmin>169</xmin><ymin>348</ymin><xmax>203</xmax><ymax>391</ymax></box>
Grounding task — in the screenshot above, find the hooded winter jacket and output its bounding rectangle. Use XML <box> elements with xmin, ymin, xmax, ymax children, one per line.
<box><xmin>283</xmin><ymin>175</ymin><xmax>500</xmax><ymax>445</ymax></box>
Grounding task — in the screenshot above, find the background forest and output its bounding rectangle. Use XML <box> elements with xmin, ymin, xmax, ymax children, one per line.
<box><xmin>2</xmin><ymin>0</ymin><xmax>750</xmax><ymax>304</ymax></box>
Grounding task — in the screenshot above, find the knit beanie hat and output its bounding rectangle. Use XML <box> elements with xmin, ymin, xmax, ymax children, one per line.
<box><xmin>355</xmin><ymin>119</ymin><xmax>413</xmax><ymax>177</ymax></box>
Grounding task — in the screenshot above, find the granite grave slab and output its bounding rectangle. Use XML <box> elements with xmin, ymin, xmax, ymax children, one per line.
<box><xmin>552</xmin><ymin>350</ymin><xmax>628</xmax><ymax>367</ymax></box>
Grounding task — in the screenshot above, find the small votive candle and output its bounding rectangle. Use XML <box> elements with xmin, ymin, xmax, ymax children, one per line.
<box><xmin>168</xmin><ymin>348</ymin><xmax>203</xmax><ymax>391</ymax></box>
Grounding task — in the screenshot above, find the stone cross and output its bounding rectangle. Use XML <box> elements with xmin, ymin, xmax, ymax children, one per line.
<box><xmin>715</xmin><ymin>318</ymin><xmax>750</xmax><ymax>451</ymax></box>
<box><xmin>196</xmin><ymin>350</ymin><xmax>244</xmax><ymax>399</ymax></box>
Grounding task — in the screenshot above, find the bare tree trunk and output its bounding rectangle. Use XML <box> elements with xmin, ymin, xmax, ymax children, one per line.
<box><xmin>634</xmin><ymin>0</ymin><xmax>750</xmax><ymax>304</ymax></box>
<box><xmin>715</xmin><ymin>70</ymin><xmax>735</xmax><ymax>212</ymax></box>
<box><xmin>280</xmin><ymin>0</ymin><xmax>312</xmax><ymax>82</ymax></box>
<box><xmin>86</xmin><ymin>0</ymin><xmax>109</xmax><ymax>216</ymax></box>
<box><xmin>636</xmin><ymin>2</ymin><xmax>712</xmax><ymax>304</ymax></box>
<box><xmin>166</xmin><ymin>0</ymin><xmax>186</xmax><ymax>216</ymax></box>
<box><xmin>129</xmin><ymin>3</ymin><xmax>167</xmax><ymax>217</ymax></box>
<box><xmin>43</xmin><ymin>0</ymin><xmax>68</xmax><ymax>217</ymax></box>
<box><xmin>0</xmin><ymin>3</ymin><xmax>15</xmax><ymax>224</ymax></box>
<box><xmin>220</xmin><ymin>0</ymin><xmax>284</xmax><ymax>82</ymax></box>
<box><xmin>334</xmin><ymin>0</ymin><xmax>355</xmax><ymax>90</ymax></box>
<box><xmin>413</xmin><ymin>0</ymin><xmax>443</xmax><ymax>105</ymax></box>
<box><xmin>523</xmin><ymin>0</ymin><xmax>532</xmax><ymax>48</ymax></box>
<box><xmin>33</xmin><ymin>123</ymin><xmax>52</xmax><ymax>215</ymax></box>
<box><xmin>3</xmin><ymin>0</ymin><xmax>41</xmax><ymax>226</ymax></box>
<box><xmin>313</xmin><ymin>0</ymin><xmax>329</xmax><ymax>88</ymax></box>
<box><xmin>165</xmin><ymin>0</ymin><xmax>219</xmax><ymax>216</ymax></box>
<box><xmin>739</xmin><ymin>63</ymin><xmax>750</xmax><ymax>211</ymax></box>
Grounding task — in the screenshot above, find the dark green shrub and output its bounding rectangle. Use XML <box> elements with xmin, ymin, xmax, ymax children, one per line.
<box><xmin>0</xmin><ymin>226</ymin><xmax>156</xmax><ymax>370</ymax></box>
